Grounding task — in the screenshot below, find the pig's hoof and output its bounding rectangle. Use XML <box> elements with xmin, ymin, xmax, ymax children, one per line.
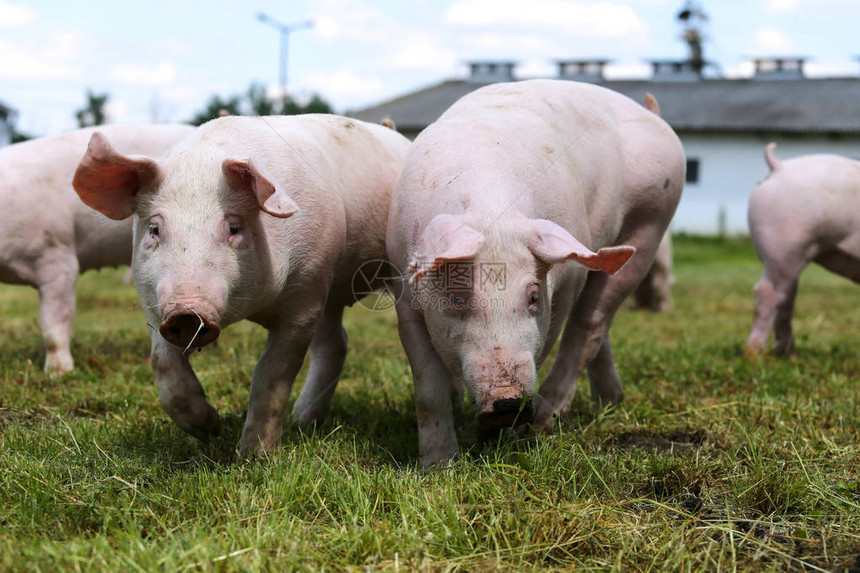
<box><xmin>44</xmin><ymin>354</ymin><xmax>74</xmax><ymax>377</ymax></box>
<box><xmin>184</xmin><ymin>410</ymin><xmax>222</xmax><ymax>443</ymax></box>
<box><xmin>418</xmin><ymin>449</ymin><xmax>460</xmax><ymax>469</ymax></box>
<box><xmin>476</xmin><ymin>398</ymin><xmax>533</xmax><ymax>429</ymax></box>
<box><xmin>236</xmin><ymin>432</ymin><xmax>281</xmax><ymax>458</ymax></box>
<box><xmin>290</xmin><ymin>408</ymin><xmax>326</xmax><ymax>429</ymax></box>
<box><xmin>743</xmin><ymin>345</ymin><xmax>764</xmax><ymax>360</ymax></box>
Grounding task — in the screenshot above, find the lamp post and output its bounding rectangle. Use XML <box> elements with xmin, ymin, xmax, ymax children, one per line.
<box><xmin>256</xmin><ymin>13</ymin><xmax>313</xmax><ymax>94</ymax></box>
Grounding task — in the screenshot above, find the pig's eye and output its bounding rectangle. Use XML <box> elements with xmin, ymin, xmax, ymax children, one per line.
<box><xmin>228</xmin><ymin>223</ymin><xmax>241</xmax><ymax>235</ymax></box>
<box><xmin>527</xmin><ymin>286</ymin><xmax>540</xmax><ymax>314</ymax></box>
<box><xmin>148</xmin><ymin>225</ymin><xmax>159</xmax><ymax>237</ymax></box>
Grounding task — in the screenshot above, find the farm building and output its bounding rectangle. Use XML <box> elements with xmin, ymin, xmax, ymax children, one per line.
<box><xmin>349</xmin><ymin>57</ymin><xmax>860</xmax><ymax>234</ymax></box>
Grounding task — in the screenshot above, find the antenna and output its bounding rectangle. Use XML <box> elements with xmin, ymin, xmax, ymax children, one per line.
<box><xmin>676</xmin><ymin>1</ymin><xmax>708</xmax><ymax>74</ymax></box>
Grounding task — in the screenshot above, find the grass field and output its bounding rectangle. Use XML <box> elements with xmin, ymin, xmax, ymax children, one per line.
<box><xmin>1</xmin><ymin>235</ymin><xmax>858</xmax><ymax>572</ymax></box>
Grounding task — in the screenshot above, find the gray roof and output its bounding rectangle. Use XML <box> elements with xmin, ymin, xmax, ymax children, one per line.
<box><xmin>349</xmin><ymin>77</ymin><xmax>860</xmax><ymax>135</ymax></box>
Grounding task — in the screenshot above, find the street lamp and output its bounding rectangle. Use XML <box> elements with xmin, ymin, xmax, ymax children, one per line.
<box><xmin>256</xmin><ymin>13</ymin><xmax>313</xmax><ymax>94</ymax></box>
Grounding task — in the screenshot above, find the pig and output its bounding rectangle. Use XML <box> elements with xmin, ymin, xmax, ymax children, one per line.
<box><xmin>0</xmin><ymin>124</ymin><xmax>194</xmax><ymax>375</ymax></box>
<box><xmin>746</xmin><ymin>143</ymin><xmax>860</xmax><ymax>356</ymax></box>
<box><xmin>632</xmin><ymin>232</ymin><xmax>674</xmax><ymax>312</ymax></box>
<box><xmin>386</xmin><ymin>79</ymin><xmax>685</xmax><ymax>466</ymax></box>
<box><xmin>72</xmin><ymin>114</ymin><xmax>410</xmax><ymax>453</ymax></box>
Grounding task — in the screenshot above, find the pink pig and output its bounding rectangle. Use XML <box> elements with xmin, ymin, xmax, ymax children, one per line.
<box><xmin>633</xmin><ymin>232</ymin><xmax>674</xmax><ymax>312</ymax></box>
<box><xmin>0</xmin><ymin>124</ymin><xmax>193</xmax><ymax>375</ymax></box>
<box><xmin>386</xmin><ymin>80</ymin><xmax>685</xmax><ymax>466</ymax></box>
<box><xmin>72</xmin><ymin>115</ymin><xmax>410</xmax><ymax>453</ymax></box>
<box><xmin>747</xmin><ymin>143</ymin><xmax>860</xmax><ymax>356</ymax></box>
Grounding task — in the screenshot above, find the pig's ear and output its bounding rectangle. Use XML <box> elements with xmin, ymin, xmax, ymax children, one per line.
<box><xmin>72</xmin><ymin>131</ymin><xmax>161</xmax><ymax>220</ymax></box>
<box><xmin>528</xmin><ymin>219</ymin><xmax>635</xmax><ymax>275</ymax></box>
<box><xmin>408</xmin><ymin>214</ymin><xmax>485</xmax><ymax>282</ymax></box>
<box><xmin>222</xmin><ymin>158</ymin><xmax>299</xmax><ymax>218</ymax></box>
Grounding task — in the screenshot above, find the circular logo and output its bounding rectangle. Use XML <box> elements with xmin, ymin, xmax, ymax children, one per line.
<box><xmin>351</xmin><ymin>259</ymin><xmax>404</xmax><ymax>312</ymax></box>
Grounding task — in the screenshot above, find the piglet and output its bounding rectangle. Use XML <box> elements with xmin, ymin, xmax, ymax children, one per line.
<box><xmin>0</xmin><ymin>124</ymin><xmax>193</xmax><ymax>375</ymax></box>
<box><xmin>73</xmin><ymin>115</ymin><xmax>410</xmax><ymax>452</ymax></box>
<box><xmin>387</xmin><ymin>80</ymin><xmax>685</xmax><ymax>466</ymax></box>
<box><xmin>747</xmin><ymin>143</ymin><xmax>860</xmax><ymax>356</ymax></box>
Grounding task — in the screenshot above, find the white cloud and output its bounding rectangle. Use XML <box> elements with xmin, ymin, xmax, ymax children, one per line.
<box><xmin>722</xmin><ymin>60</ymin><xmax>755</xmax><ymax>79</ymax></box>
<box><xmin>309</xmin><ymin>0</ymin><xmax>393</xmax><ymax>43</ymax></box>
<box><xmin>302</xmin><ymin>69</ymin><xmax>387</xmax><ymax>109</ymax></box>
<box><xmin>754</xmin><ymin>28</ymin><xmax>793</xmax><ymax>54</ymax></box>
<box><xmin>805</xmin><ymin>60</ymin><xmax>859</xmax><ymax>77</ymax></box>
<box><xmin>515</xmin><ymin>59</ymin><xmax>556</xmax><ymax>78</ymax></box>
<box><xmin>0</xmin><ymin>0</ymin><xmax>36</xmax><ymax>29</ymax></box>
<box><xmin>387</xmin><ymin>34</ymin><xmax>459</xmax><ymax>72</ymax></box>
<box><xmin>766</xmin><ymin>0</ymin><xmax>799</xmax><ymax>11</ymax></box>
<box><xmin>112</xmin><ymin>62</ymin><xmax>177</xmax><ymax>86</ymax></box>
<box><xmin>603</xmin><ymin>62</ymin><xmax>651</xmax><ymax>79</ymax></box>
<box><xmin>766</xmin><ymin>0</ymin><xmax>857</xmax><ymax>10</ymax></box>
<box><xmin>445</xmin><ymin>0</ymin><xmax>646</xmax><ymax>38</ymax></box>
<box><xmin>0</xmin><ymin>33</ymin><xmax>79</xmax><ymax>79</ymax></box>
<box><xmin>0</xmin><ymin>51</ymin><xmax>76</xmax><ymax>79</ymax></box>
<box><xmin>461</xmin><ymin>32</ymin><xmax>557</xmax><ymax>56</ymax></box>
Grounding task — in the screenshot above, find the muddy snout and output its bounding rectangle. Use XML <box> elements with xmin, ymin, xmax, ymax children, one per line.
<box><xmin>159</xmin><ymin>303</ymin><xmax>221</xmax><ymax>348</ymax></box>
<box><xmin>476</xmin><ymin>386</ymin><xmax>534</xmax><ymax>428</ymax></box>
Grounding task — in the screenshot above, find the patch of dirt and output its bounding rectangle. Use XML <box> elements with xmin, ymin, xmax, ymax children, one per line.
<box><xmin>608</xmin><ymin>428</ymin><xmax>706</xmax><ymax>453</ymax></box>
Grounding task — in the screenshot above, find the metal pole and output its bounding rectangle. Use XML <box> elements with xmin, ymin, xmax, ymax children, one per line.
<box><xmin>279</xmin><ymin>30</ymin><xmax>287</xmax><ymax>92</ymax></box>
<box><xmin>256</xmin><ymin>13</ymin><xmax>313</xmax><ymax>94</ymax></box>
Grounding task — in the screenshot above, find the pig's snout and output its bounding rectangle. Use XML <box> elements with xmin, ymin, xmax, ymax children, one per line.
<box><xmin>476</xmin><ymin>390</ymin><xmax>533</xmax><ymax>428</ymax></box>
<box><xmin>468</xmin><ymin>349</ymin><xmax>536</xmax><ymax>429</ymax></box>
<box><xmin>159</xmin><ymin>306</ymin><xmax>221</xmax><ymax>348</ymax></box>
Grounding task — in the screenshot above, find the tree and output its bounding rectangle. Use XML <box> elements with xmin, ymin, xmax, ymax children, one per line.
<box><xmin>189</xmin><ymin>94</ymin><xmax>243</xmax><ymax>126</ymax></box>
<box><xmin>247</xmin><ymin>83</ymin><xmax>278</xmax><ymax>116</ymax></box>
<box><xmin>75</xmin><ymin>89</ymin><xmax>110</xmax><ymax>127</ymax></box>
<box><xmin>10</xmin><ymin>125</ymin><xmax>33</xmax><ymax>144</ymax></box>
<box><xmin>0</xmin><ymin>104</ymin><xmax>32</xmax><ymax>143</ymax></box>
<box><xmin>188</xmin><ymin>82</ymin><xmax>333</xmax><ymax>125</ymax></box>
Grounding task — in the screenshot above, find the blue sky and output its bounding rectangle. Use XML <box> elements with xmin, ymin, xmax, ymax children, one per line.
<box><xmin>3</xmin><ymin>0</ymin><xmax>860</xmax><ymax>137</ymax></box>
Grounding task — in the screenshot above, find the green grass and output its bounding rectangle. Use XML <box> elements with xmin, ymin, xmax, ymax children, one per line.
<box><xmin>1</xmin><ymin>235</ymin><xmax>859</xmax><ymax>571</ymax></box>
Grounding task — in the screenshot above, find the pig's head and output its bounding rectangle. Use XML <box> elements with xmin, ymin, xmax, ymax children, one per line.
<box><xmin>408</xmin><ymin>213</ymin><xmax>634</xmax><ymax>428</ymax></box>
<box><xmin>72</xmin><ymin>131</ymin><xmax>299</xmax><ymax>350</ymax></box>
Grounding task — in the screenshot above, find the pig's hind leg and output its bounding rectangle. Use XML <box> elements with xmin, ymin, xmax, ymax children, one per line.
<box><xmin>290</xmin><ymin>304</ymin><xmax>348</xmax><ymax>427</ymax></box>
<box><xmin>747</xmin><ymin>257</ymin><xmax>807</xmax><ymax>357</ymax></box>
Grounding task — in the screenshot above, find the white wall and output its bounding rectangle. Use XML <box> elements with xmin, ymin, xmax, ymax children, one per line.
<box><xmin>673</xmin><ymin>132</ymin><xmax>860</xmax><ymax>234</ymax></box>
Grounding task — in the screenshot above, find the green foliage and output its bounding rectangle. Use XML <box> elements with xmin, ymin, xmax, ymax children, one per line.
<box><xmin>1</xmin><ymin>235</ymin><xmax>859</xmax><ymax>571</ymax></box>
<box><xmin>189</xmin><ymin>82</ymin><xmax>333</xmax><ymax>126</ymax></box>
<box><xmin>75</xmin><ymin>89</ymin><xmax>109</xmax><ymax>128</ymax></box>
<box><xmin>9</xmin><ymin>127</ymin><xmax>33</xmax><ymax>143</ymax></box>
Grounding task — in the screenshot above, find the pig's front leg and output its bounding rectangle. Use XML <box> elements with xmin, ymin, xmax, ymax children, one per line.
<box><xmin>395</xmin><ymin>295</ymin><xmax>459</xmax><ymax>467</ymax></box>
<box><xmin>533</xmin><ymin>231</ymin><xmax>661</xmax><ymax>429</ymax></box>
<box><xmin>36</xmin><ymin>256</ymin><xmax>79</xmax><ymax>376</ymax></box>
<box><xmin>238</xmin><ymin>319</ymin><xmax>316</xmax><ymax>455</ymax></box>
<box><xmin>290</xmin><ymin>304</ymin><xmax>348</xmax><ymax>427</ymax></box>
<box><xmin>150</xmin><ymin>334</ymin><xmax>221</xmax><ymax>441</ymax></box>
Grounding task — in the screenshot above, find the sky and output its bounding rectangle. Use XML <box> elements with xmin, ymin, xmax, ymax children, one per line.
<box><xmin>3</xmin><ymin>0</ymin><xmax>860</xmax><ymax>137</ymax></box>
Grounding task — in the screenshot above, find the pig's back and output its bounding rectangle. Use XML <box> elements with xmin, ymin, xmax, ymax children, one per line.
<box><xmin>751</xmin><ymin>154</ymin><xmax>860</xmax><ymax>248</ymax></box>
<box><xmin>188</xmin><ymin>115</ymin><xmax>410</xmax><ymax>301</ymax></box>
